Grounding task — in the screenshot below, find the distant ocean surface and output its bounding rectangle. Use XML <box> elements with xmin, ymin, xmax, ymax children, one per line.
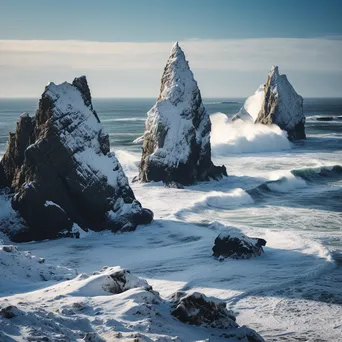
<box><xmin>1</xmin><ymin>97</ymin><xmax>342</xmax><ymax>340</ymax></box>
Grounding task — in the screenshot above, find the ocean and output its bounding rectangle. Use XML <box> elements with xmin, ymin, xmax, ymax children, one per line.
<box><xmin>1</xmin><ymin>97</ymin><xmax>342</xmax><ymax>340</ymax></box>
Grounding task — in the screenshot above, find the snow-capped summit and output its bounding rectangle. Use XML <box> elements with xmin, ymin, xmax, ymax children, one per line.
<box><xmin>255</xmin><ymin>66</ymin><xmax>306</xmax><ymax>140</ymax></box>
<box><xmin>138</xmin><ymin>42</ymin><xmax>227</xmax><ymax>185</ymax></box>
<box><xmin>1</xmin><ymin>76</ymin><xmax>153</xmax><ymax>241</ymax></box>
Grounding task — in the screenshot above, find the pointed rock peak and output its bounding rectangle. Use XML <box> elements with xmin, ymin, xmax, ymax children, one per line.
<box><xmin>72</xmin><ymin>76</ymin><xmax>94</xmax><ymax>113</ymax></box>
<box><xmin>72</xmin><ymin>75</ymin><xmax>90</xmax><ymax>98</ymax></box>
<box><xmin>269</xmin><ymin>65</ymin><xmax>280</xmax><ymax>78</ymax></box>
<box><xmin>169</xmin><ymin>41</ymin><xmax>186</xmax><ymax>60</ymax></box>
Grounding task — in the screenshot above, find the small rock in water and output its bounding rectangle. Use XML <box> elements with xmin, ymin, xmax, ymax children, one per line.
<box><xmin>213</xmin><ymin>232</ymin><xmax>266</xmax><ymax>259</ymax></box>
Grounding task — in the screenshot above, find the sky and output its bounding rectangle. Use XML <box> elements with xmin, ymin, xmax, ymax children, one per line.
<box><xmin>0</xmin><ymin>0</ymin><xmax>341</xmax><ymax>98</ymax></box>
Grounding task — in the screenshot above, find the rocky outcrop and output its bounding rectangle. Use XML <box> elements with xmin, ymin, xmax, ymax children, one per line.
<box><xmin>0</xmin><ymin>113</ymin><xmax>35</xmax><ymax>189</ymax></box>
<box><xmin>255</xmin><ymin>66</ymin><xmax>306</xmax><ymax>140</ymax></box>
<box><xmin>171</xmin><ymin>291</ymin><xmax>264</xmax><ymax>341</ymax></box>
<box><xmin>1</xmin><ymin>76</ymin><xmax>153</xmax><ymax>242</ymax></box>
<box><xmin>171</xmin><ymin>291</ymin><xmax>238</xmax><ymax>329</ymax></box>
<box><xmin>213</xmin><ymin>232</ymin><xmax>266</xmax><ymax>259</ymax></box>
<box><xmin>138</xmin><ymin>42</ymin><xmax>227</xmax><ymax>185</ymax></box>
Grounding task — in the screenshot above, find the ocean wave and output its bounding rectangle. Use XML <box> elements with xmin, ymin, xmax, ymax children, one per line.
<box><xmin>248</xmin><ymin>165</ymin><xmax>342</xmax><ymax>198</ymax></box>
<box><xmin>204</xmin><ymin>101</ymin><xmax>240</xmax><ymax>105</ymax></box>
<box><xmin>292</xmin><ymin>165</ymin><xmax>342</xmax><ymax>182</ymax></box>
<box><xmin>306</xmin><ymin>115</ymin><xmax>342</xmax><ymax>122</ymax></box>
<box><xmin>210</xmin><ymin>113</ymin><xmax>291</xmax><ymax>154</ymax></box>
<box><xmin>101</xmin><ymin>117</ymin><xmax>146</xmax><ymax>122</ymax></box>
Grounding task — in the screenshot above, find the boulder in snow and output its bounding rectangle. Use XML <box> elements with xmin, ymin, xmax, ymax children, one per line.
<box><xmin>255</xmin><ymin>66</ymin><xmax>305</xmax><ymax>140</ymax></box>
<box><xmin>171</xmin><ymin>291</ymin><xmax>237</xmax><ymax>329</ymax></box>
<box><xmin>138</xmin><ymin>43</ymin><xmax>227</xmax><ymax>185</ymax></box>
<box><xmin>212</xmin><ymin>232</ymin><xmax>266</xmax><ymax>259</ymax></box>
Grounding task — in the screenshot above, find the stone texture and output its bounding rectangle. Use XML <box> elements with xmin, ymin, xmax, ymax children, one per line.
<box><xmin>171</xmin><ymin>291</ymin><xmax>237</xmax><ymax>329</ymax></box>
<box><xmin>255</xmin><ymin>66</ymin><xmax>306</xmax><ymax>140</ymax></box>
<box><xmin>138</xmin><ymin>43</ymin><xmax>227</xmax><ymax>185</ymax></box>
<box><xmin>0</xmin><ymin>76</ymin><xmax>153</xmax><ymax>241</ymax></box>
<box><xmin>0</xmin><ymin>113</ymin><xmax>35</xmax><ymax>189</ymax></box>
<box><xmin>213</xmin><ymin>233</ymin><xmax>266</xmax><ymax>259</ymax></box>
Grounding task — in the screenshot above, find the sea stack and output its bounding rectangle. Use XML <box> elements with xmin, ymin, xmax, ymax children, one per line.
<box><xmin>255</xmin><ymin>66</ymin><xmax>306</xmax><ymax>140</ymax></box>
<box><xmin>138</xmin><ymin>42</ymin><xmax>227</xmax><ymax>185</ymax></box>
<box><xmin>0</xmin><ymin>76</ymin><xmax>153</xmax><ymax>242</ymax></box>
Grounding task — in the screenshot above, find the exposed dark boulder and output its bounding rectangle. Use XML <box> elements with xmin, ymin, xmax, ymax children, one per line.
<box><xmin>255</xmin><ymin>66</ymin><xmax>306</xmax><ymax>140</ymax></box>
<box><xmin>138</xmin><ymin>42</ymin><xmax>227</xmax><ymax>186</ymax></box>
<box><xmin>0</xmin><ymin>76</ymin><xmax>153</xmax><ymax>241</ymax></box>
<box><xmin>170</xmin><ymin>291</ymin><xmax>264</xmax><ymax>341</ymax></box>
<box><xmin>171</xmin><ymin>291</ymin><xmax>237</xmax><ymax>329</ymax></box>
<box><xmin>213</xmin><ymin>233</ymin><xmax>266</xmax><ymax>259</ymax></box>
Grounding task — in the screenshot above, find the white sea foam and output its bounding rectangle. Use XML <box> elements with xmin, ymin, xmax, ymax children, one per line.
<box><xmin>113</xmin><ymin>149</ymin><xmax>140</xmax><ymax>174</ymax></box>
<box><xmin>210</xmin><ymin>112</ymin><xmax>291</xmax><ymax>154</ymax></box>
<box><xmin>193</xmin><ymin>188</ymin><xmax>254</xmax><ymax>210</ymax></box>
<box><xmin>266</xmin><ymin>171</ymin><xmax>308</xmax><ymax>193</ymax></box>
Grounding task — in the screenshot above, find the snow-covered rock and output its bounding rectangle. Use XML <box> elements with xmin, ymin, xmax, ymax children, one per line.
<box><xmin>138</xmin><ymin>42</ymin><xmax>227</xmax><ymax>185</ymax></box>
<box><xmin>0</xmin><ymin>266</ymin><xmax>264</xmax><ymax>341</ymax></box>
<box><xmin>0</xmin><ymin>76</ymin><xmax>153</xmax><ymax>242</ymax></box>
<box><xmin>232</xmin><ymin>85</ymin><xmax>264</xmax><ymax>122</ymax></box>
<box><xmin>0</xmin><ymin>241</ymin><xmax>76</xmax><ymax>292</ymax></box>
<box><xmin>255</xmin><ymin>66</ymin><xmax>306</xmax><ymax>140</ymax></box>
<box><xmin>171</xmin><ymin>291</ymin><xmax>238</xmax><ymax>329</ymax></box>
<box><xmin>212</xmin><ymin>232</ymin><xmax>266</xmax><ymax>259</ymax></box>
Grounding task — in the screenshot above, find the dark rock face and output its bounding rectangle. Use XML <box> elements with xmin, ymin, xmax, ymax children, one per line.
<box><xmin>138</xmin><ymin>43</ymin><xmax>227</xmax><ymax>186</ymax></box>
<box><xmin>171</xmin><ymin>292</ymin><xmax>237</xmax><ymax>329</ymax></box>
<box><xmin>255</xmin><ymin>66</ymin><xmax>306</xmax><ymax>140</ymax></box>
<box><xmin>0</xmin><ymin>114</ymin><xmax>35</xmax><ymax>189</ymax></box>
<box><xmin>213</xmin><ymin>233</ymin><xmax>266</xmax><ymax>259</ymax></box>
<box><xmin>0</xmin><ymin>76</ymin><xmax>153</xmax><ymax>242</ymax></box>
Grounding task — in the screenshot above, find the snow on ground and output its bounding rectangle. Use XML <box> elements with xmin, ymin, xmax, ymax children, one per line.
<box><xmin>1</xmin><ymin>139</ymin><xmax>342</xmax><ymax>340</ymax></box>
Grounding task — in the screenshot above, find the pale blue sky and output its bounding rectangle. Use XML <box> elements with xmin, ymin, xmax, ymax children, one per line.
<box><xmin>0</xmin><ymin>0</ymin><xmax>341</xmax><ymax>97</ymax></box>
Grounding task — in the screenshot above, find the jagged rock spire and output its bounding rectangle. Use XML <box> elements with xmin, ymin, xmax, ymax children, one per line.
<box><xmin>138</xmin><ymin>43</ymin><xmax>227</xmax><ymax>185</ymax></box>
<box><xmin>1</xmin><ymin>76</ymin><xmax>153</xmax><ymax>242</ymax></box>
<box><xmin>255</xmin><ymin>66</ymin><xmax>306</xmax><ymax>140</ymax></box>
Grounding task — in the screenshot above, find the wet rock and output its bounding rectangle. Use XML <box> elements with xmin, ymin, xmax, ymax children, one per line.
<box><xmin>213</xmin><ymin>233</ymin><xmax>266</xmax><ymax>259</ymax></box>
<box><xmin>138</xmin><ymin>42</ymin><xmax>227</xmax><ymax>185</ymax></box>
<box><xmin>255</xmin><ymin>66</ymin><xmax>305</xmax><ymax>140</ymax></box>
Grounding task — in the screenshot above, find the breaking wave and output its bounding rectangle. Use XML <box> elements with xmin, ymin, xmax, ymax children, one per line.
<box><xmin>210</xmin><ymin>113</ymin><xmax>291</xmax><ymax>154</ymax></box>
<box><xmin>248</xmin><ymin>165</ymin><xmax>342</xmax><ymax>198</ymax></box>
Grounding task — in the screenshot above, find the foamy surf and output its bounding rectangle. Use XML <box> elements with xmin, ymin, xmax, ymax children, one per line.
<box><xmin>210</xmin><ymin>112</ymin><xmax>291</xmax><ymax>154</ymax></box>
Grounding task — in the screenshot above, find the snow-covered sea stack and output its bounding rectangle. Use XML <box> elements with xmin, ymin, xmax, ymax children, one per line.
<box><xmin>138</xmin><ymin>42</ymin><xmax>227</xmax><ymax>185</ymax></box>
<box><xmin>0</xmin><ymin>76</ymin><xmax>153</xmax><ymax>242</ymax></box>
<box><xmin>255</xmin><ymin>66</ymin><xmax>306</xmax><ymax>140</ymax></box>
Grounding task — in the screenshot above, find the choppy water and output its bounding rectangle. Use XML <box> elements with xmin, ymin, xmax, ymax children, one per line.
<box><xmin>1</xmin><ymin>97</ymin><xmax>342</xmax><ymax>340</ymax></box>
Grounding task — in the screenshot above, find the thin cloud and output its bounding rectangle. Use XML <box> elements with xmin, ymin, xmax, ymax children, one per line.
<box><xmin>0</xmin><ymin>38</ymin><xmax>341</xmax><ymax>72</ymax></box>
